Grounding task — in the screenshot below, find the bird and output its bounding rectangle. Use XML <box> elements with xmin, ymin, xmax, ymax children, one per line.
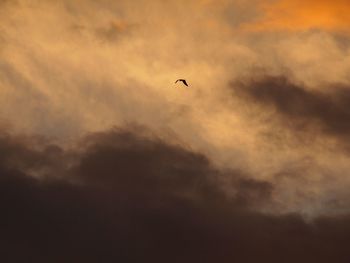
<box><xmin>175</xmin><ymin>79</ymin><xmax>189</xmax><ymax>87</ymax></box>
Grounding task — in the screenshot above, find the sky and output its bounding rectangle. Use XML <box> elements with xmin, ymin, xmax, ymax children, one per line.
<box><xmin>2</xmin><ymin>0</ymin><xmax>350</xmax><ymax>261</ymax></box>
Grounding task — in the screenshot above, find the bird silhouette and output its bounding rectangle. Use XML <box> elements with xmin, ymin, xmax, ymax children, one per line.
<box><xmin>175</xmin><ymin>79</ymin><xmax>189</xmax><ymax>87</ymax></box>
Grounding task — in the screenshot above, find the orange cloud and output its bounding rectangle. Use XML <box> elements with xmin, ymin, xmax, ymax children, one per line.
<box><xmin>244</xmin><ymin>0</ymin><xmax>350</xmax><ymax>32</ymax></box>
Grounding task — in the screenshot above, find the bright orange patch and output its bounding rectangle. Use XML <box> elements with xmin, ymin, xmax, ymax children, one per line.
<box><xmin>243</xmin><ymin>0</ymin><xmax>350</xmax><ymax>32</ymax></box>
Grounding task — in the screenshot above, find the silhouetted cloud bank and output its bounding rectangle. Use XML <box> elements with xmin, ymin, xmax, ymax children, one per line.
<box><xmin>1</xmin><ymin>128</ymin><xmax>350</xmax><ymax>263</ymax></box>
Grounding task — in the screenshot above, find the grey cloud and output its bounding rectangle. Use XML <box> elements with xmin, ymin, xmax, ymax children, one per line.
<box><xmin>232</xmin><ymin>75</ymin><xmax>350</xmax><ymax>143</ymax></box>
<box><xmin>1</xmin><ymin>127</ymin><xmax>350</xmax><ymax>262</ymax></box>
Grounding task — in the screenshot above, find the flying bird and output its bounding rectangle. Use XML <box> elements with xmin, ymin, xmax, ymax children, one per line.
<box><xmin>175</xmin><ymin>79</ymin><xmax>189</xmax><ymax>87</ymax></box>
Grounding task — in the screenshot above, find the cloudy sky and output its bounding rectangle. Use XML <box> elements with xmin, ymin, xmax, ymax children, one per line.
<box><xmin>2</xmin><ymin>0</ymin><xmax>350</xmax><ymax>261</ymax></box>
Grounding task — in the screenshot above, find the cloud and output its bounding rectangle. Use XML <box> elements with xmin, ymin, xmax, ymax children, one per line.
<box><xmin>232</xmin><ymin>75</ymin><xmax>350</xmax><ymax>144</ymax></box>
<box><xmin>243</xmin><ymin>0</ymin><xmax>350</xmax><ymax>32</ymax></box>
<box><xmin>1</xmin><ymin>127</ymin><xmax>350</xmax><ymax>262</ymax></box>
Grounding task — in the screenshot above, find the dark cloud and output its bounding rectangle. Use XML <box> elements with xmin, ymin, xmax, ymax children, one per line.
<box><xmin>1</xmin><ymin>127</ymin><xmax>350</xmax><ymax>262</ymax></box>
<box><xmin>232</xmin><ymin>75</ymin><xmax>350</xmax><ymax>141</ymax></box>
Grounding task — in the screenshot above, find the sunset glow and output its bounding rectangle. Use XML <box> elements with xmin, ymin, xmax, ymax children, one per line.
<box><xmin>1</xmin><ymin>1</ymin><xmax>350</xmax><ymax>262</ymax></box>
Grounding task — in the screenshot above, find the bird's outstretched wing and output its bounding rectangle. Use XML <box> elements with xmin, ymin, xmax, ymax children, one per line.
<box><xmin>175</xmin><ymin>79</ymin><xmax>189</xmax><ymax>86</ymax></box>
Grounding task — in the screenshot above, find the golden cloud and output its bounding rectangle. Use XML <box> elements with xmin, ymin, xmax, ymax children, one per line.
<box><xmin>244</xmin><ymin>0</ymin><xmax>350</xmax><ymax>32</ymax></box>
